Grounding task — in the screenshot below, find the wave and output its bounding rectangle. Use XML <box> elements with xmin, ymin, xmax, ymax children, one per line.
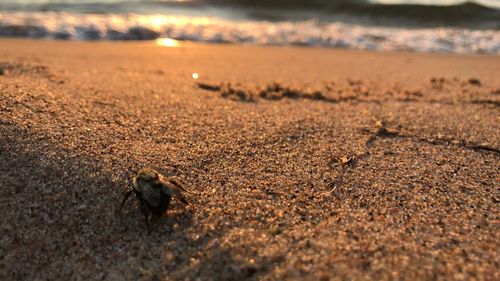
<box><xmin>201</xmin><ymin>1</ymin><xmax>500</xmax><ymax>28</ymax></box>
<box><xmin>0</xmin><ymin>1</ymin><xmax>498</xmax><ymax>28</ymax></box>
<box><xmin>1</xmin><ymin>12</ymin><xmax>499</xmax><ymax>54</ymax></box>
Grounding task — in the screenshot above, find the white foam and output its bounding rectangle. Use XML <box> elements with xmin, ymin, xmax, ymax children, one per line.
<box><xmin>1</xmin><ymin>12</ymin><xmax>499</xmax><ymax>54</ymax></box>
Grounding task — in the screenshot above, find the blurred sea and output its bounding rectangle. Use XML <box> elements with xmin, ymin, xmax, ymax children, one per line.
<box><xmin>0</xmin><ymin>0</ymin><xmax>499</xmax><ymax>53</ymax></box>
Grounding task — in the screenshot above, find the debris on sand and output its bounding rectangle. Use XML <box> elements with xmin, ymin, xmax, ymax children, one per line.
<box><xmin>468</xmin><ymin>78</ymin><xmax>482</xmax><ymax>86</ymax></box>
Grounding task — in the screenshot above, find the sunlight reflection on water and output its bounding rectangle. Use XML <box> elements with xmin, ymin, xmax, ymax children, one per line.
<box><xmin>156</xmin><ymin>38</ymin><xmax>180</xmax><ymax>47</ymax></box>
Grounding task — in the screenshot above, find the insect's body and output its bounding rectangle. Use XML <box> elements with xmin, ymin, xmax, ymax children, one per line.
<box><xmin>119</xmin><ymin>168</ymin><xmax>189</xmax><ymax>230</ymax></box>
<box><xmin>133</xmin><ymin>175</ymin><xmax>171</xmax><ymax>215</ymax></box>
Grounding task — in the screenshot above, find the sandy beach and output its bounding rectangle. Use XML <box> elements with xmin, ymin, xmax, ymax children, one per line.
<box><xmin>0</xmin><ymin>39</ymin><xmax>499</xmax><ymax>280</ymax></box>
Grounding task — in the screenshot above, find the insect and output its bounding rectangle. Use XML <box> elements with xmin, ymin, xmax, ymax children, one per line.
<box><xmin>119</xmin><ymin>168</ymin><xmax>189</xmax><ymax>230</ymax></box>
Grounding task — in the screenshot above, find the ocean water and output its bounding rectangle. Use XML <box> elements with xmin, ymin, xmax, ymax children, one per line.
<box><xmin>0</xmin><ymin>0</ymin><xmax>499</xmax><ymax>53</ymax></box>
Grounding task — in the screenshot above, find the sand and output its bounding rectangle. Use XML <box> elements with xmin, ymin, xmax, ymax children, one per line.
<box><xmin>0</xmin><ymin>39</ymin><xmax>499</xmax><ymax>280</ymax></box>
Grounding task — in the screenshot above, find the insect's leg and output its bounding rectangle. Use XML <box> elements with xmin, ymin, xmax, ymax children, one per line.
<box><xmin>168</xmin><ymin>177</ymin><xmax>189</xmax><ymax>193</ymax></box>
<box><xmin>163</xmin><ymin>181</ymin><xmax>189</xmax><ymax>205</ymax></box>
<box><xmin>139</xmin><ymin>200</ymin><xmax>151</xmax><ymax>232</ymax></box>
<box><xmin>125</xmin><ymin>179</ymin><xmax>132</xmax><ymax>189</ymax></box>
<box><xmin>118</xmin><ymin>189</ymin><xmax>134</xmax><ymax>214</ymax></box>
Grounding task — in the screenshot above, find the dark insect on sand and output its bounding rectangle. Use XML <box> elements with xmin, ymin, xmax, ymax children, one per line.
<box><xmin>119</xmin><ymin>168</ymin><xmax>189</xmax><ymax>231</ymax></box>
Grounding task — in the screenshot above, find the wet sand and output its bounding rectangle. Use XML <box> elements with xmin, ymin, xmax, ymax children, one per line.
<box><xmin>0</xmin><ymin>39</ymin><xmax>499</xmax><ymax>280</ymax></box>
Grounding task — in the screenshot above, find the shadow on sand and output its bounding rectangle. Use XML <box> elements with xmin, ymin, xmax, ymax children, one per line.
<box><xmin>0</xmin><ymin>124</ymin><xmax>271</xmax><ymax>280</ymax></box>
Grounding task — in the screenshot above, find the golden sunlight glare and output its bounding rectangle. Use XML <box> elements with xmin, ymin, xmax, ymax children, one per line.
<box><xmin>156</xmin><ymin>38</ymin><xmax>180</xmax><ymax>47</ymax></box>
